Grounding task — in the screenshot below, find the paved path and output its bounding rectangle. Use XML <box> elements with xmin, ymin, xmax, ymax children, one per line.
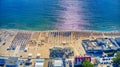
<box><xmin>13</xmin><ymin>46</ymin><xmax>20</xmax><ymax>56</ymax></box>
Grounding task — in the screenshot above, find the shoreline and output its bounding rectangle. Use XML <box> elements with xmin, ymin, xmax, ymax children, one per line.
<box><xmin>0</xmin><ymin>28</ymin><xmax>120</xmax><ymax>33</ymax></box>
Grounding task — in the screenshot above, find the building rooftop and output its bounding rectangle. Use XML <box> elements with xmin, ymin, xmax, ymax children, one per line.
<box><xmin>35</xmin><ymin>59</ymin><xmax>45</xmax><ymax>67</ymax></box>
<box><xmin>5</xmin><ymin>57</ymin><xmax>18</xmax><ymax>65</ymax></box>
<box><xmin>82</xmin><ymin>40</ymin><xmax>102</xmax><ymax>51</ymax></box>
<box><xmin>54</xmin><ymin>59</ymin><xmax>63</xmax><ymax>67</ymax></box>
<box><xmin>82</xmin><ymin>38</ymin><xmax>120</xmax><ymax>53</ymax></box>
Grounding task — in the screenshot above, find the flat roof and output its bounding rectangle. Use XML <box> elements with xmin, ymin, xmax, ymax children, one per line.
<box><xmin>83</xmin><ymin>41</ymin><xmax>102</xmax><ymax>50</ymax></box>
<box><xmin>35</xmin><ymin>63</ymin><xmax>44</xmax><ymax>67</ymax></box>
<box><xmin>54</xmin><ymin>60</ymin><xmax>63</xmax><ymax>67</ymax></box>
<box><xmin>5</xmin><ymin>57</ymin><xmax>18</xmax><ymax>65</ymax></box>
<box><xmin>36</xmin><ymin>59</ymin><xmax>45</xmax><ymax>62</ymax></box>
<box><xmin>83</xmin><ymin>38</ymin><xmax>119</xmax><ymax>51</ymax></box>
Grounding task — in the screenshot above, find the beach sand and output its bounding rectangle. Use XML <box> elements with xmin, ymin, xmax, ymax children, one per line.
<box><xmin>0</xmin><ymin>29</ymin><xmax>120</xmax><ymax>59</ymax></box>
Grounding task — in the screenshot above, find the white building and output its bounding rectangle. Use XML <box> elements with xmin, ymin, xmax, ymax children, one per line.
<box><xmin>54</xmin><ymin>59</ymin><xmax>63</xmax><ymax>67</ymax></box>
<box><xmin>35</xmin><ymin>59</ymin><xmax>45</xmax><ymax>67</ymax></box>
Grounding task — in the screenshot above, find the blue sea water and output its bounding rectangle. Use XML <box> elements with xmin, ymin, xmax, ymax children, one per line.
<box><xmin>0</xmin><ymin>0</ymin><xmax>120</xmax><ymax>31</ymax></box>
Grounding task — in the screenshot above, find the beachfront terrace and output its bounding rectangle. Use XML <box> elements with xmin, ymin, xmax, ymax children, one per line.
<box><xmin>82</xmin><ymin>40</ymin><xmax>103</xmax><ymax>53</ymax></box>
<box><xmin>82</xmin><ymin>38</ymin><xmax>120</xmax><ymax>54</ymax></box>
<box><xmin>109</xmin><ymin>38</ymin><xmax>120</xmax><ymax>50</ymax></box>
<box><xmin>115</xmin><ymin>38</ymin><xmax>120</xmax><ymax>46</ymax></box>
<box><xmin>96</xmin><ymin>38</ymin><xmax>119</xmax><ymax>51</ymax></box>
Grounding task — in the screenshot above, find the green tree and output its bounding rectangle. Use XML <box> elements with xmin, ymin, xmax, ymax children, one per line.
<box><xmin>82</xmin><ymin>60</ymin><xmax>94</xmax><ymax>67</ymax></box>
<box><xmin>113</xmin><ymin>52</ymin><xmax>120</xmax><ymax>65</ymax></box>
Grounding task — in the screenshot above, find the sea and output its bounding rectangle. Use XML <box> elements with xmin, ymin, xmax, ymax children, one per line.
<box><xmin>0</xmin><ymin>0</ymin><xmax>120</xmax><ymax>31</ymax></box>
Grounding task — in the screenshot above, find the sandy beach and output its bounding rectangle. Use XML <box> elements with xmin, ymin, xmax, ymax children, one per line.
<box><xmin>0</xmin><ymin>29</ymin><xmax>120</xmax><ymax>58</ymax></box>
